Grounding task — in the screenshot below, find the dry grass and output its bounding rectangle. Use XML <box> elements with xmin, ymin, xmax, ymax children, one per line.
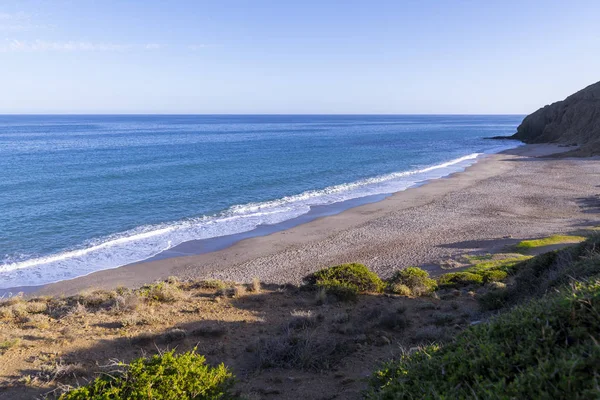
<box><xmin>25</xmin><ymin>300</ymin><xmax>49</xmax><ymax>314</ymax></box>
<box><xmin>110</xmin><ymin>293</ymin><xmax>140</xmax><ymax>314</ymax></box>
<box><xmin>22</xmin><ymin>314</ymin><xmax>51</xmax><ymax>330</ymax></box>
<box><xmin>412</xmin><ymin>326</ymin><xmax>449</xmax><ymax>343</ymax></box>
<box><xmin>288</xmin><ymin>310</ymin><xmax>318</xmax><ymax>330</ymax></box>
<box><xmin>39</xmin><ymin>360</ymin><xmax>86</xmax><ymax>383</ymax></box>
<box><xmin>197</xmin><ymin>279</ymin><xmax>228</xmax><ymax>290</ymax></box>
<box><xmin>233</xmin><ymin>285</ymin><xmax>247</xmax><ymax>297</ymax></box>
<box><xmin>0</xmin><ymin>274</ymin><xmax>481</xmax><ymax>400</ymax></box>
<box><xmin>255</xmin><ymin>325</ymin><xmax>355</xmax><ymax>371</ymax></box>
<box><xmin>250</xmin><ymin>277</ymin><xmax>262</xmax><ymax>293</ymax></box>
<box><xmin>0</xmin><ymin>338</ymin><xmax>20</xmax><ymax>353</ymax></box>
<box><xmin>314</xmin><ymin>287</ymin><xmax>327</xmax><ymax>305</ymax></box>
<box><xmin>377</xmin><ymin>311</ymin><xmax>411</xmax><ymax>331</ymax></box>
<box><xmin>159</xmin><ymin>328</ymin><xmax>187</xmax><ymax>344</ymax></box>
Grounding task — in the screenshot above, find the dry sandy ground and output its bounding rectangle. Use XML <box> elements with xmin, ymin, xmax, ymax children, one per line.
<box><xmin>38</xmin><ymin>144</ymin><xmax>600</xmax><ymax>296</ymax></box>
<box><xmin>0</xmin><ymin>279</ymin><xmax>482</xmax><ymax>400</ymax></box>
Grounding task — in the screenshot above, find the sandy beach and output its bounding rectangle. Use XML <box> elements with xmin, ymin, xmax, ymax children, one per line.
<box><xmin>36</xmin><ymin>144</ymin><xmax>600</xmax><ymax>296</ymax></box>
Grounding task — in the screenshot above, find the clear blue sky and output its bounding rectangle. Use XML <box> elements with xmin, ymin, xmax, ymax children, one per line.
<box><xmin>1</xmin><ymin>0</ymin><xmax>598</xmax><ymax>114</ymax></box>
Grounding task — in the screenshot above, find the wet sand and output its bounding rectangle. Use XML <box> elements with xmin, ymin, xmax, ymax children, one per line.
<box><xmin>36</xmin><ymin>144</ymin><xmax>600</xmax><ymax>296</ymax></box>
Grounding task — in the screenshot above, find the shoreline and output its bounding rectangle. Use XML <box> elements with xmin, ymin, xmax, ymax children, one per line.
<box><xmin>20</xmin><ymin>144</ymin><xmax>600</xmax><ymax>297</ymax></box>
<box><xmin>0</xmin><ymin>193</ymin><xmax>391</xmax><ymax>296</ymax></box>
<box><xmin>1</xmin><ymin>146</ymin><xmax>509</xmax><ymax>295</ymax></box>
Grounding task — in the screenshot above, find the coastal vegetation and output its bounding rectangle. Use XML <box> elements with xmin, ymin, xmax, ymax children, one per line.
<box><xmin>304</xmin><ymin>262</ymin><xmax>386</xmax><ymax>301</ymax></box>
<box><xmin>368</xmin><ymin>236</ymin><xmax>600</xmax><ymax>399</ymax></box>
<box><xmin>59</xmin><ymin>350</ymin><xmax>234</xmax><ymax>400</ymax></box>
<box><xmin>515</xmin><ymin>234</ymin><xmax>586</xmax><ymax>251</ymax></box>
<box><xmin>1</xmin><ymin>234</ymin><xmax>599</xmax><ymax>399</ymax></box>
<box><xmin>368</xmin><ymin>279</ymin><xmax>600</xmax><ymax>399</ymax></box>
<box><xmin>386</xmin><ymin>267</ymin><xmax>437</xmax><ymax>296</ymax></box>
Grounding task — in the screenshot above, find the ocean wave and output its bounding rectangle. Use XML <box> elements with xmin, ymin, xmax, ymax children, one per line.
<box><xmin>0</xmin><ymin>151</ymin><xmax>495</xmax><ymax>289</ymax></box>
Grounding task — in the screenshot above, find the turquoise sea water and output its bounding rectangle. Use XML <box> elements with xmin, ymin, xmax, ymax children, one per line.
<box><xmin>0</xmin><ymin>115</ymin><xmax>522</xmax><ymax>288</ymax></box>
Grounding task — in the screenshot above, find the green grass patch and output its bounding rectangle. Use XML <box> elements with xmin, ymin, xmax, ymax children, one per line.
<box><xmin>466</xmin><ymin>255</ymin><xmax>530</xmax><ymax>271</ymax></box>
<box><xmin>368</xmin><ymin>278</ymin><xmax>600</xmax><ymax>399</ymax></box>
<box><xmin>59</xmin><ymin>349</ymin><xmax>234</xmax><ymax>399</ymax></box>
<box><xmin>437</xmin><ymin>255</ymin><xmax>532</xmax><ymax>289</ymax></box>
<box><xmin>387</xmin><ymin>267</ymin><xmax>437</xmax><ymax>296</ymax></box>
<box><xmin>516</xmin><ymin>235</ymin><xmax>586</xmax><ymax>250</ymax></box>
<box><xmin>437</xmin><ymin>272</ymin><xmax>483</xmax><ymax>288</ymax></box>
<box><xmin>462</xmin><ymin>254</ymin><xmax>494</xmax><ymax>262</ymax></box>
<box><xmin>463</xmin><ymin>255</ymin><xmax>531</xmax><ymax>283</ymax></box>
<box><xmin>480</xmin><ymin>236</ymin><xmax>600</xmax><ymax>310</ymax></box>
<box><xmin>304</xmin><ymin>263</ymin><xmax>385</xmax><ymax>301</ymax></box>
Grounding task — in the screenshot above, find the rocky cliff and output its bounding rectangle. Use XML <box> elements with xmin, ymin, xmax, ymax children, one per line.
<box><xmin>511</xmin><ymin>81</ymin><xmax>600</xmax><ymax>156</ymax></box>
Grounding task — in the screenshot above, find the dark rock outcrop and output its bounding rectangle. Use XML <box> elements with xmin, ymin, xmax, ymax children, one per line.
<box><xmin>511</xmin><ymin>81</ymin><xmax>600</xmax><ymax>156</ymax></box>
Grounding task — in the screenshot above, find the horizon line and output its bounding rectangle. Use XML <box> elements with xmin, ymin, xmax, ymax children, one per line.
<box><xmin>0</xmin><ymin>112</ymin><xmax>526</xmax><ymax>116</ymax></box>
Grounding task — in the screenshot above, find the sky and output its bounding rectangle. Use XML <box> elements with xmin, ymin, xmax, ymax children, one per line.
<box><xmin>0</xmin><ymin>0</ymin><xmax>599</xmax><ymax>114</ymax></box>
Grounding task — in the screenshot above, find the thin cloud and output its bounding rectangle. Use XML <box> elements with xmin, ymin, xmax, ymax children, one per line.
<box><xmin>0</xmin><ymin>11</ymin><xmax>44</xmax><ymax>31</ymax></box>
<box><xmin>0</xmin><ymin>12</ymin><xmax>30</xmax><ymax>20</ymax></box>
<box><xmin>0</xmin><ymin>23</ymin><xmax>53</xmax><ymax>32</ymax></box>
<box><xmin>0</xmin><ymin>40</ymin><xmax>167</xmax><ymax>52</ymax></box>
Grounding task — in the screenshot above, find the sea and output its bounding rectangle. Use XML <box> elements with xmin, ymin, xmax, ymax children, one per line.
<box><xmin>0</xmin><ymin>115</ymin><xmax>523</xmax><ymax>289</ymax></box>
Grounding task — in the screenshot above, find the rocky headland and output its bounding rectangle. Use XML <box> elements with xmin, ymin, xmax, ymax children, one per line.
<box><xmin>509</xmin><ymin>81</ymin><xmax>600</xmax><ymax>156</ymax></box>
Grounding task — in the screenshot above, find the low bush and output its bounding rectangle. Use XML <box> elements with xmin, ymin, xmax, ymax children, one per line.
<box><xmin>389</xmin><ymin>283</ymin><xmax>412</xmax><ymax>296</ymax></box>
<box><xmin>198</xmin><ymin>280</ymin><xmax>228</xmax><ymax>290</ymax></box>
<box><xmin>480</xmin><ymin>269</ymin><xmax>507</xmax><ymax>283</ymax></box>
<box><xmin>387</xmin><ymin>267</ymin><xmax>437</xmax><ymax>295</ymax></box>
<box><xmin>437</xmin><ymin>272</ymin><xmax>483</xmax><ymax>288</ymax></box>
<box><xmin>76</xmin><ymin>289</ymin><xmax>118</xmax><ymax>309</ymax></box>
<box><xmin>59</xmin><ymin>349</ymin><xmax>234</xmax><ymax>399</ymax></box>
<box><xmin>256</xmin><ymin>327</ymin><xmax>354</xmax><ymax>371</ymax></box>
<box><xmin>304</xmin><ymin>263</ymin><xmax>385</xmax><ymax>301</ymax></box>
<box><xmin>138</xmin><ymin>282</ymin><xmax>181</xmax><ymax>303</ymax></box>
<box><xmin>368</xmin><ymin>279</ymin><xmax>600</xmax><ymax>399</ymax></box>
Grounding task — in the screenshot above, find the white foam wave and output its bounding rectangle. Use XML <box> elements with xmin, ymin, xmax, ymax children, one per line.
<box><xmin>0</xmin><ymin>150</ymin><xmax>501</xmax><ymax>289</ymax></box>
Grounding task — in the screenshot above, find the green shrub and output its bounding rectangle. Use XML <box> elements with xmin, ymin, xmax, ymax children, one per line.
<box><xmin>480</xmin><ymin>269</ymin><xmax>507</xmax><ymax>283</ymax></box>
<box><xmin>368</xmin><ymin>279</ymin><xmax>600</xmax><ymax>399</ymax></box>
<box><xmin>59</xmin><ymin>349</ymin><xmax>234</xmax><ymax>400</ymax></box>
<box><xmin>388</xmin><ymin>267</ymin><xmax>437</xmax><ymax>295</ymax></box>
<box><xmin>389</xmin><ymin>283</ymin><xmax>411</xmax><ymax>296</ymax></box>
<box><xmin>323</xmin><ymin>282</ymin><xmax>360</xmax><ymax>302</ymax></box>
<box><xmin>437</xmin><ymin>272</ymin><xmax>483</xmax><ymax>288</ymax></box>
<box><xmin>305</xmin><ymin>263</ymin><xmax>385</xmax><ymax>301</ymax></box>
<box><xmin>137</xmin><ymin>282</ymin><xmax>181</xmax><ymax>303</ymax></box>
